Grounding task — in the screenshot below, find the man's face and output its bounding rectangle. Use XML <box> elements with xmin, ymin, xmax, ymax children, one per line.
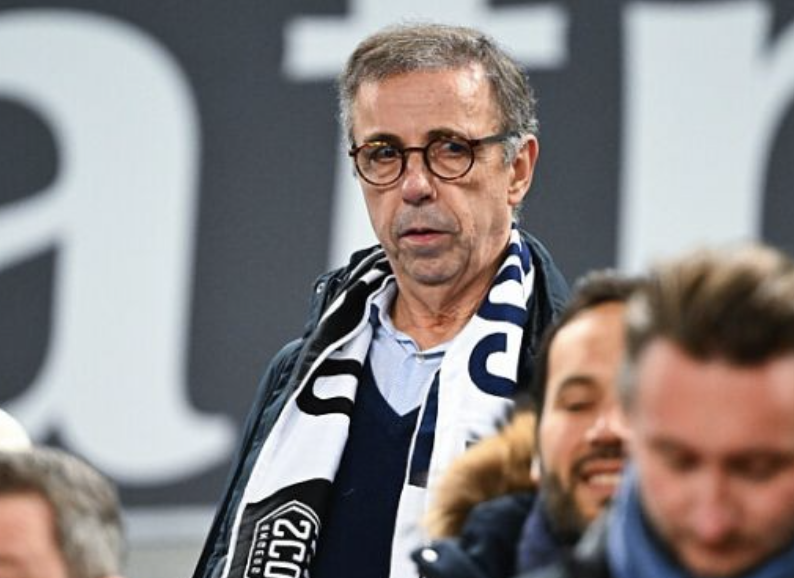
<box><xmin>629</xmin><ymin>340</ymin><xmax>794</xmax><ymax>577</ymax></box>
<box><xmin>0</xmin><ymin>492</ymin><xmax>69</xmax><ymax>578</ymax></box>
<box><xmin>350</xmin><ymin>65</ymin><xmax>537</xmax><ymax>292</ymax></box>
<box><xmin>539</xmin><ymin>302</ymin><xmax>629</xmax><ymax>532</ymax></box>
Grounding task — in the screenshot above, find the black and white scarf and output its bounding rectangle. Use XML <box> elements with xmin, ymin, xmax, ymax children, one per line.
<box><xmin>221</xmin><ymin>226</ymin><xmax>535</xmax><ymax>578</ymax></box>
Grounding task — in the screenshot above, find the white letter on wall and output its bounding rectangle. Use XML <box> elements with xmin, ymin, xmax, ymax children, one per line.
<box><xmin>620</xmin><ymin>0</ymin><xmax>794</xmax><ymax>271</ymax></box>
<box><xmin>0</xmin><ymin>9</ymin><xmax>234</xmax><ymax>483</ymax></box>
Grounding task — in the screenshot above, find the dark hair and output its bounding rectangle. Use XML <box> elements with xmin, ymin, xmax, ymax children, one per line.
<box><xmin>528</xmin><ymin>269</ymin><xmax>645</xmax><ymax>414</ymax></box>
<box><xmin>0</xmin><ymin>447</ymin><xmax>124</xmax><ymax>578</ymax></box>
<box><xmin>620</xmin><ymin>243</ymin><xmax>794</xmax><ymax>406</ymax></box>
<box><xmin>338</xmin><ymin>22</ymin><xmax>537</xmax><ymax>162</ymax></box>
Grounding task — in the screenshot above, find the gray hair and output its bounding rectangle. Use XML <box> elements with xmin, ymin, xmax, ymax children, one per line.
<box><xmin>0</xmin><ymin>447</ymin><xmax>124</xmax><ymax>578</ymax></box>
<box><xmin>338</xmin><ymin>23</ymin><xmax>538</xmax><ymax>162</ymax></box>
<box><xmin>619</xmin><ymin>243</ymin><xmax>794</xmax><ymax>408</ymax></box>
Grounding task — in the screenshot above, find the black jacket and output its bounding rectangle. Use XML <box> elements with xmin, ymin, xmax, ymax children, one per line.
<box><xmin>514</xmin><ymin>517</ymin><xmax>612</xmax><ymax>578</ymax></box>
<box><xmin>413</xmin><ymin>493</ymin><xmax>536</xmax><ymax>578</ymax></box>
<box><xmin>413</xmin><ymin>490</ymin><xmax>581</xmax><ymax>578</ymax></box>
<box><xmin>193</xmin><ymin>231</ymin><xmax>570</xmax><ymax>578</ymax></box>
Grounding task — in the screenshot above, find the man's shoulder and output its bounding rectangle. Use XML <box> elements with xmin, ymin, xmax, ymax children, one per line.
<box><xmin>412</xmin><ymin>493</ymin><xmax>536</xmax><ymax>578</ymax></box>
<box><xmin>464</xmin><ymin>491</ymin><xmax>536</xmax><ymax>533</ymax></box>
<box><xmin>519</xmin><ymin>229</ymin><xmax>569</xmax><ymax>310</ymax></box>
<box><xmin>518</xmin><ymin>229</ymin><xmax>556</xmax><ymax>265</ymax></box>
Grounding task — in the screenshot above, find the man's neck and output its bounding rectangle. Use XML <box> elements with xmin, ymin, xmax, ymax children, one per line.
<box><xmin>389</xmin><ymin>269</ymin><xmax>496</xmax><ymax>350</ymax></box>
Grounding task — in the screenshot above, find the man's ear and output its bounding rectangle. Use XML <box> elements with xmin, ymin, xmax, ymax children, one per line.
<box><xmin>507</xmin><ymin>136</ymin><xmax>539</xmax><ymax>208</ymax></box>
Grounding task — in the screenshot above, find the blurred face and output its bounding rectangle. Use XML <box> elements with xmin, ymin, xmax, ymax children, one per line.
<box><xmin>539</xmin><ymin>302</ymin><xmax>630</xmax><ymax>531</ymax></box>
<box><xmin>350</xmin><ymin>65</ymin><xmax>537</xmax><ymax>293</ymax></box>
<box><xmin>629</xmin><ymin>340</ymin><xmax>794</xmax><ymax>577</ymax></box>
<box><xmin>0</xmin><ymin>492</ymin><xmax>69</xmax><ymax>578</ymax></box>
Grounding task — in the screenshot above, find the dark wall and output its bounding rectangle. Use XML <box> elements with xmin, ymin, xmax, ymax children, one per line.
<box><xmin>1</xmin><ymin>0</ymin><xmax>792</xmax><ymax>513</ymax></box>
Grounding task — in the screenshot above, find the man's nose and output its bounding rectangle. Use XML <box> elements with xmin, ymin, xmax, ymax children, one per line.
<box><xmin>400</xmin><ymin>150</ymin><xmax>435</xmax><ymax>205</ymax></box>
<box><xmin>689</xmin><ymin>473</ymin><xmax>739</xmax><ymax>545</ymax></box>
<box><xmin>585</xmin><ymin>406</ymin><xmax>630</xmax><ymax>445</ymax></box>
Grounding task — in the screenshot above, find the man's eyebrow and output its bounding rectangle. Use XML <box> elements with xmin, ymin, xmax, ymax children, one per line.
<box><xmin>358</xmin><ymin>132</ymin><xmax>402</xmax><ymax>145</ymax></box>
<box><xmin>553</xmin><ymin>376</ymin><xmax>598</xmax><ymax>397</ymax></box>
<box><xmin>647</xmin><ymin>435</ymin><xmax>695</xmax><ymax>455</ymax></box>
<box><xmin>426</xmin><ymin>127</ymin><xmax>465</xmax><ymax>139</ymax></box>
<box><xmin>725</xmin><ymin>449</ymin><xmax>794</xmax><ymax>465</ymax></box>
<box><xmin>358</xmin><ymin>128</ymin><xmax>468</xmax><ymax>145</ymax></box>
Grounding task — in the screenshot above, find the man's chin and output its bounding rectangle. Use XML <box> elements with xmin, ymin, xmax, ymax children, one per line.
<box><xmin>542</xmin><ymin>475</ymin><xmax>591</xmax><ymax>536</ymax></box>
<box><xmin>393</xmin><ymin>254</ymin><xmax>458</xmax><ymax>286</ymax></box>
<box><xmin>571</xmin><ymin>494</ymin><xmax>609</xmax><ymax>528</ymax></box>
<box><xmin>677</xmin><ymin>548</ymin><xmax>761</xmax><ymax>578</ymax></box>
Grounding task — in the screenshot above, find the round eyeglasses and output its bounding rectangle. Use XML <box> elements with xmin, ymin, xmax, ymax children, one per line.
<box><xmin>348</xmin><ymin>131</ymin><xmax>517</xmax><ymax>186</ymax></box>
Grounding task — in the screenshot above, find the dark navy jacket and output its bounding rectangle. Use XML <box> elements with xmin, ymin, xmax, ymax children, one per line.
<box><xmin>514</xmin><ymin>516</ymin><xmax>612</xmax><ymax>578</ymax></box>
<box><xmin>193</xmin><ymin>231</ymin><xmax>570</xmax><ymax>578</ymax></box>
<box><xmin>413</xmin><ymin>493</ymin><xmax>535</xmax><ymax>578</ymax></box>
<box><xmin>412</xmin><ymin>490</ymin><xmax>579</xmax><ymax>578</ymax></box>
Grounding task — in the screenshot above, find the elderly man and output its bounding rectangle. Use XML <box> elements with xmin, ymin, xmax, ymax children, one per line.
<box><xmin>521</xmin><ymin>243</ymin><xmax>794</xmax><ymax>578</ymax></box>
<box><xmin>0</xmin><ymin>447</ymin><xmax>125</xmax><ymax>578</ymax></box>
<box><xmin>414</xmin><ymin>271</ymin><xmax>638</xmax><ymax>578</ymax></box>
<box><xmin>193</xmin><ymin>23</ymin><xmax>568</xmax><ymax>578</ymax></box>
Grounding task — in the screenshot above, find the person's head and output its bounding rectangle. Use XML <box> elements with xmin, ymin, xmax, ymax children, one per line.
<box><xmin>533</xmin><ymin>271</ymin><xmax>641</xmax><ymax>535</ymax></box>
<box><xmin>621</xmin><ymin>243</ymin><xmax>794</xmax><ymax>577</ymax></box>
<box><xmin>0</xmin><ymin>409</ymin><xmax>31</xmax><ymax>452</ymax></box>
<box><xmin>0</xmin><ymin>447</ymin><xmax>124</xmax><ymax>578</ymax></box>
<box><xmin>338</xmin><ymin>23</ymin><xmax>539</xmax><ymax>292</ymax></box>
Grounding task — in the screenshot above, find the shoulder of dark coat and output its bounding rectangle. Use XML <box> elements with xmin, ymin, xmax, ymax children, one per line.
<box><xmin>516</xmin><ymin>229</ymin><xmax>570</xmax><ymax>392</ymax></box>
<box><xmin>519</xmin><ymin>228</ymin><xmax>570</xmax><ymax>316</ymax></box>
<box><xmin>460</xmin><ymin>492</ymin><xmax>536</xmax><ymax>542</ymax></box>
<box><xmin>412</xmin><ymin>493</ymin><xmax>535</xmax><ymax>578</ymax></box>
<box><xmin>250</xmin><ymin>338</ymin><xmax>304</xmax><ymax>409</ymax></box>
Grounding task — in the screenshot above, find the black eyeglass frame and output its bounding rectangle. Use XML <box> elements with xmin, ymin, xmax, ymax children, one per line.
<box><xmin>348</xmin><ymin>130</ymin><xmax>518</xmax><ymax>186</ymax></box>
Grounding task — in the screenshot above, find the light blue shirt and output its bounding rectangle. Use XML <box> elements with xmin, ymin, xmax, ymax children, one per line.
<box><xmin>368</xmin><ymin>284</ymin><xmax>448</xmax><ymax>416</ymax></box>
